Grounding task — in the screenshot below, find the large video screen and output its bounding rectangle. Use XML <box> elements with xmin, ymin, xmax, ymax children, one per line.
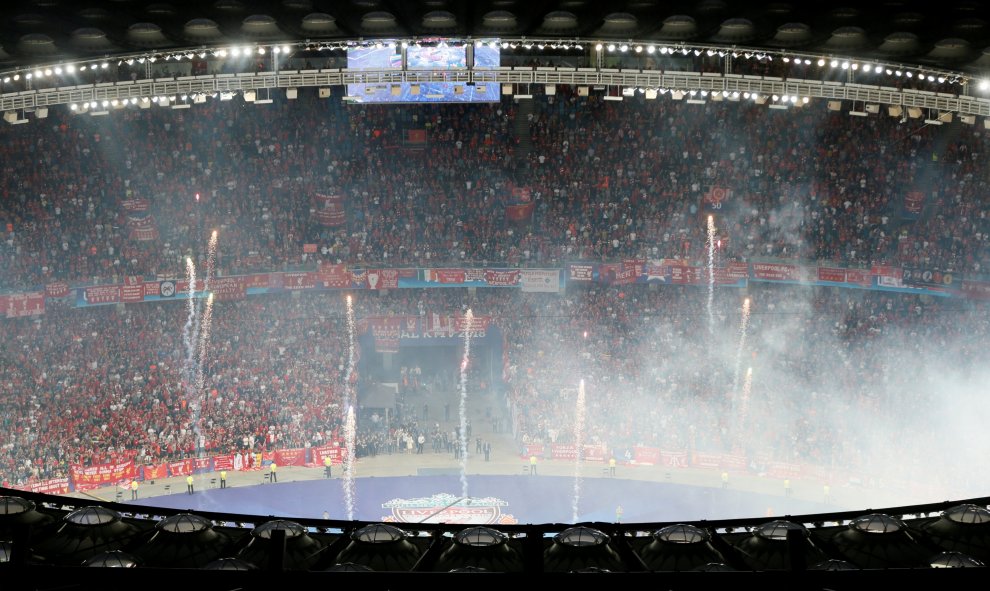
<box><xmin>346</xmin><ymin>43</ymin><xmax>500</xmax><ymax>104</ymax></box>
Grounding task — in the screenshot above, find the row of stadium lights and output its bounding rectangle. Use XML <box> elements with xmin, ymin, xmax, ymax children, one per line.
<box><xmin>594</xmin><ymin>43</ymin><xmax>963</xmax><ymax>85</ymax></box>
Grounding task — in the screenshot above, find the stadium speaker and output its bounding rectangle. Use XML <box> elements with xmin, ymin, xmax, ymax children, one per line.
<box><xmin>243</xmin><ymin>90</ymin><xmax>256</xmax><ymax>102</ymax></box>
<box><xmin>887</xmin><ymin>105</ymin><xmax>903</xmax><ymax>117</ymax></box>
<box><xmin>545</xmin><ymin>84</ymin><xmax>556</xmax><ymax>95</ymax></box>
<box><xmin>454</xmin><ymin>85</ymin><xmax>464</xmax><ymax>95</ymax></box>
<box><xmin>286</xmin><ymin>88</ymin><xmax>298</xmax><ymax>99</ymax></box>
<box><xmin>939</xmin><ymin>111</ymin><xmax>953</xmax><ymax>123</ymax></box>
<box><xmin>36</xmin><ymin>108</ymin><xmax>48</xmax><ymax>118</ymax></box>
<box><xmin>961</xmin><ymin>114</ymin><xmax>976</xmax><ymax>124</ymax></box>
<box><xmin>390</xmin><ymin>85</ymin><xmax>400</xmax><ymax>96</ymax></box>
<box><xmin>318</xmin><ymin>88</ymin><xmax>331</xmax><ymax>98</ymax></box>
<box><xmin>671</xmin><ymin>90</ymin><xmax>685</xmax><ymax>100</ymax></box>
<box><xmin>907</xmin><ymin>107</ymin><xmax>923</xmax><ymax>119</ymax></box>
<box><xmin>827</xmin><ymin>100</ymin><xmax>842</xmax><ymax>111</ymax></box>
<box><xmin>410</xmin><ymin>84</ymin><xmax>420</xmax><ymax>95</ymax></box>
<box><xmin>578</xmin><ymin>86</ymin><xmax>589</xmax><ymax>96</ymax></box>
<box><xmin>984</xmin><ymin>119</ymin><xmax>990</xmax><ymax>129</ymax></box>
<box><xmin>3</xmin><ymin>111</ymin><xmax>16</xmax><ymax>123</ymax></box>
<box><xmin>502</xmin><ymin>84</ymin><xmax>513</xmax><ymax>95</ymax></box>
<box><xmin>645</xmin><ymin>89</ymin><xmax>658</xmax><ymax>100</ymax></box>
<box><xmin>865</xmin><ymin>104</ymin><xmax>880</xmax><ymax>114</ymax></box>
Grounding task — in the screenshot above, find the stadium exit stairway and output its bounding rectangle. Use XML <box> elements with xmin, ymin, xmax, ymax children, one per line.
<box><xmin>513</xmin><ymin>97</ymin><xmax>535</xmax><ymax>166</ymax></box>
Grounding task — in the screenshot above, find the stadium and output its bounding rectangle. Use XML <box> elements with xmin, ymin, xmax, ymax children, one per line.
<box><xmin>1</xmin><ymin>0</ymin><xmax>989</xmax><ymax>587</ymax></box>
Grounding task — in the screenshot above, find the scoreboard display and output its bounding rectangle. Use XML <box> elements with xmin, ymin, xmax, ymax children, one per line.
<box><xmin>346</xmin><ymin>41</ymin><xmax>500</xmax><ymax>104</ymax></box>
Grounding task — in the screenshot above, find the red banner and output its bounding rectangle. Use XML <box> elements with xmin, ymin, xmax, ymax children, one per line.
<box><xmin>669</xmin><ymin>265</ymin><xmax>703</xmax><ymax>285</ymax></box>
<box><xmin>521</xmin><ymin>443</ymin><xmax>544</xmax><ymax>458</ymax></box>
<box><xmin>242</xmin><ymin>273</ymin><xmax>270</xmax><ymax>289</ymax></box>
<box><xmin>274</xmin><ymin>448</ymin><xmax>308</xmax><ymax>467</ymax></box>
<box><xmin>5</xmin><ymin>292</ymin><xmax>45</xmax><ymax>318</ymax></box>
<box><xmin>282</xmin><ymin>271</ymin><xmax>316</xmax><ymax>290</ymax></box>
<box><xmin>425</xmin><ymin>313</ymin><xmax>454</xmax><ymax>337</ymax></box>
<box><xmin>454</xmin><ymin>314</ymin><xmax>490</xmax><ymax>334</ymax></box>
<box><xmin>70</xmin><ymin>460</ymin><xmax>136</xmax><ymax>491</ymax></box>
<box><xmin>659</xmin><ymin>450</ymin><xmax>688</xmax><ymax>468</ymax></box>
<box><xmin>126</xmin><ymin>214</ymin><xmax>160</xmax><ymax>241</ymax></box>
<box><xmin>144</xmin><ymin>282</ymin><xmax>162</xmax><ymax>297</ymax></box>
<box><xmin>721</xmin><ymin>453</ymin><xmax>748</xmax><ymax>470</ymax></box>
<box><xmin>46</xmin><ymin>281</ymin><xmax>69</xmax><ymax>298</ymax></box>
<box><xmin>550</xmin><ymin>444</ymin><xmax>578</xmax><ymax>461</ymax></box>
<box><xmin>370</xmin><ymin>316</ymin><xmax>403</xmax><ymax>353</ymax></box>
<box><xmin>318</xmin><ymin>264</ymin><xmax>351</xmax><ymax>288</ymax></box>
<box><xmin>632</xmin><ymin>446</ymin><xmax>660</xmax><ymax>465</ymax></box>
<box><xmin>210</xmin><ymin>276</ymin><xmax>246</xmax><ymax>301</ymax></box>
<box><xmin>549</xmin><ymin>444</ymin><xmax>608</xmax><ymax>462</ymax></box>
<box><xmin>484</xmin><ymin>269</ymin><xmax>519</xmax><ymax>286</ymax></box>
<box><xmin>175</xmin><ymin>279</ymin><xmax>205</xmax><ymax>294</ymax></box>
<box><xmin>312</xmin><ymin>445</ymin><xmax>347</xmax><ymax>465</ymax></box>
<box><xmin>845</xmin><ymin>268</ymin><xmax>872</xmax><ymax>287</ymax></box>
<box><xmin>506</xmin><ymin>201</ymin><xmax>535</xmax><ymax>221</ymax></box>
<box><xmin>142</xmin><ymin>464</ymin><xmax>168</xmax><ymax>480</ymax></box>
<box><xmin>766</xmin><ymin>461</ymin><xmax>804</xmax><ymax>480</ymax></box>
<box><xmin>751</xmin><ymin>262</ymin><xmax>802</xmax><ymax>281</ymax></box>
<box><xmin>428</xmin><ymin>269</ymin><xmax>466</xmax><ymax>284</ymax></box>
<box><xmin>313</xmin><ymin>193</ymin><xmax>346</xmax><ymax>226</ymax></box>
<box><xmin>167</xmin><ymin>459</ymin><xmax>194</xmax><ymax>477</ymax></box>
<box><xmin>121</xmin><ymin>277</ymin><xmax>144</xmax><ymax>303</ymax></box>
<box><xmin>29</xmin><ymin>477</ymin><xmax>70</xmax><ymax>495</ymax></box>
<box><xmin>303</xmin><ymin>243</ymin><xmax>318</xmax><ymax>254</ymax></box>
<box><xmin>212</xmin><ymin>454</ymin><xmax>234</xmax><ymax>471</ymax></box>
<box><xmin>694</xmin><ymin>452</ymin><xmax>722</xmax><ymax>469</ymax></box>
<box><xmin>83</xmin><ymin>285</ymin><xmax>120</xmax><ymax>304</ymax></box>
<box><xmin>366</xmin><ymin>269</ymin><xmax>399</xmax><ymax>290</ymax></box>
<box><xmin>818</xmin><ymin>267</ymin><xmax>846</xmax><ymax>283</ymax></box>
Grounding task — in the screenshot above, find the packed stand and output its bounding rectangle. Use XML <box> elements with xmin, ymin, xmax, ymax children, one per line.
<box><xmin>1</xmin><ymin>91</ymin><xmax>989</xmax><ymax>292</ymax></box>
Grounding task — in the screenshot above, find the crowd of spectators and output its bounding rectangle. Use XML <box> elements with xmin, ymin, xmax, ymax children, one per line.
<box><xmin>0</xmin><ymin>282</ymin><xmax>987</xmax><ymax>501</ymax></box>
<box><xmin>1</xmin><ymin>84</ymin><xmax>989</xmax><ymax>499</ymax></box>
<box><xmin>1</xmin><ymin>87</ymin><xmax>988</xmax><ymax>292</ymax></box>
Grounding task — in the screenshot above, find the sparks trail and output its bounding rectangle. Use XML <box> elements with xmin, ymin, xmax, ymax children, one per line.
<box><xmin>458</xmin><ymin>308</ymin><xmax>474</xmax><ymax>500</ymax></box>
<box><xmin>706</xmin><ymin>215</ymin><xmax>716</xmax><ymax>335</ymax></box>
<box><xmin>341</xmin><ymin>294</ymin><xmax>358</xmax><ymax>520</ymax></box>
<box><xmin>732</xmin><ymin>297</ymin><xmax>752</xmax><ymax>397</ymax></box>
<box><xmin>571</xmin><ymin>379</ymin><xmax>587</xmax><ymax>523</ymax></box>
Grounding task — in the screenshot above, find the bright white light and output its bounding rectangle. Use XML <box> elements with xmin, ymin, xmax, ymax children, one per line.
<box><xmin>647</xmin><ymin>45</ymin><xmax>655</xmax><ymax>54</ymax></box>
<box><xmin>830</xmin><ymin>60</ymin><xmax>838</xmax><ymax>67</ymax></box>
<box><xmin>70</xmin><ymin>103</ymin><xmax>77</xmax><ymax>110</ymax></box>
<box><xmin>979</xmin><ymin>80</ymin><xmax>989</xmax><ymax>91</ymax></box>
<box><xmin>841</xmin><ymin>61</ymin><xmax>849</xmax><ymax>69</ymax></box>
<box><xmin>595</xmin><ymin>43</ymin><xmax>603</xmax><ymax>51</ymax></box>
<box><xmin>802</xmin><ymin>96</ymin><xmax>809</xmax><ymax>103</ymax></box>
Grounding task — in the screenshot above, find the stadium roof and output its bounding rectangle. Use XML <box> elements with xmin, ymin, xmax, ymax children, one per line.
<box><xmin>0</xmin><ymin>0</ymin><xmax>988</xmax><ymax>75</ymax></box>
